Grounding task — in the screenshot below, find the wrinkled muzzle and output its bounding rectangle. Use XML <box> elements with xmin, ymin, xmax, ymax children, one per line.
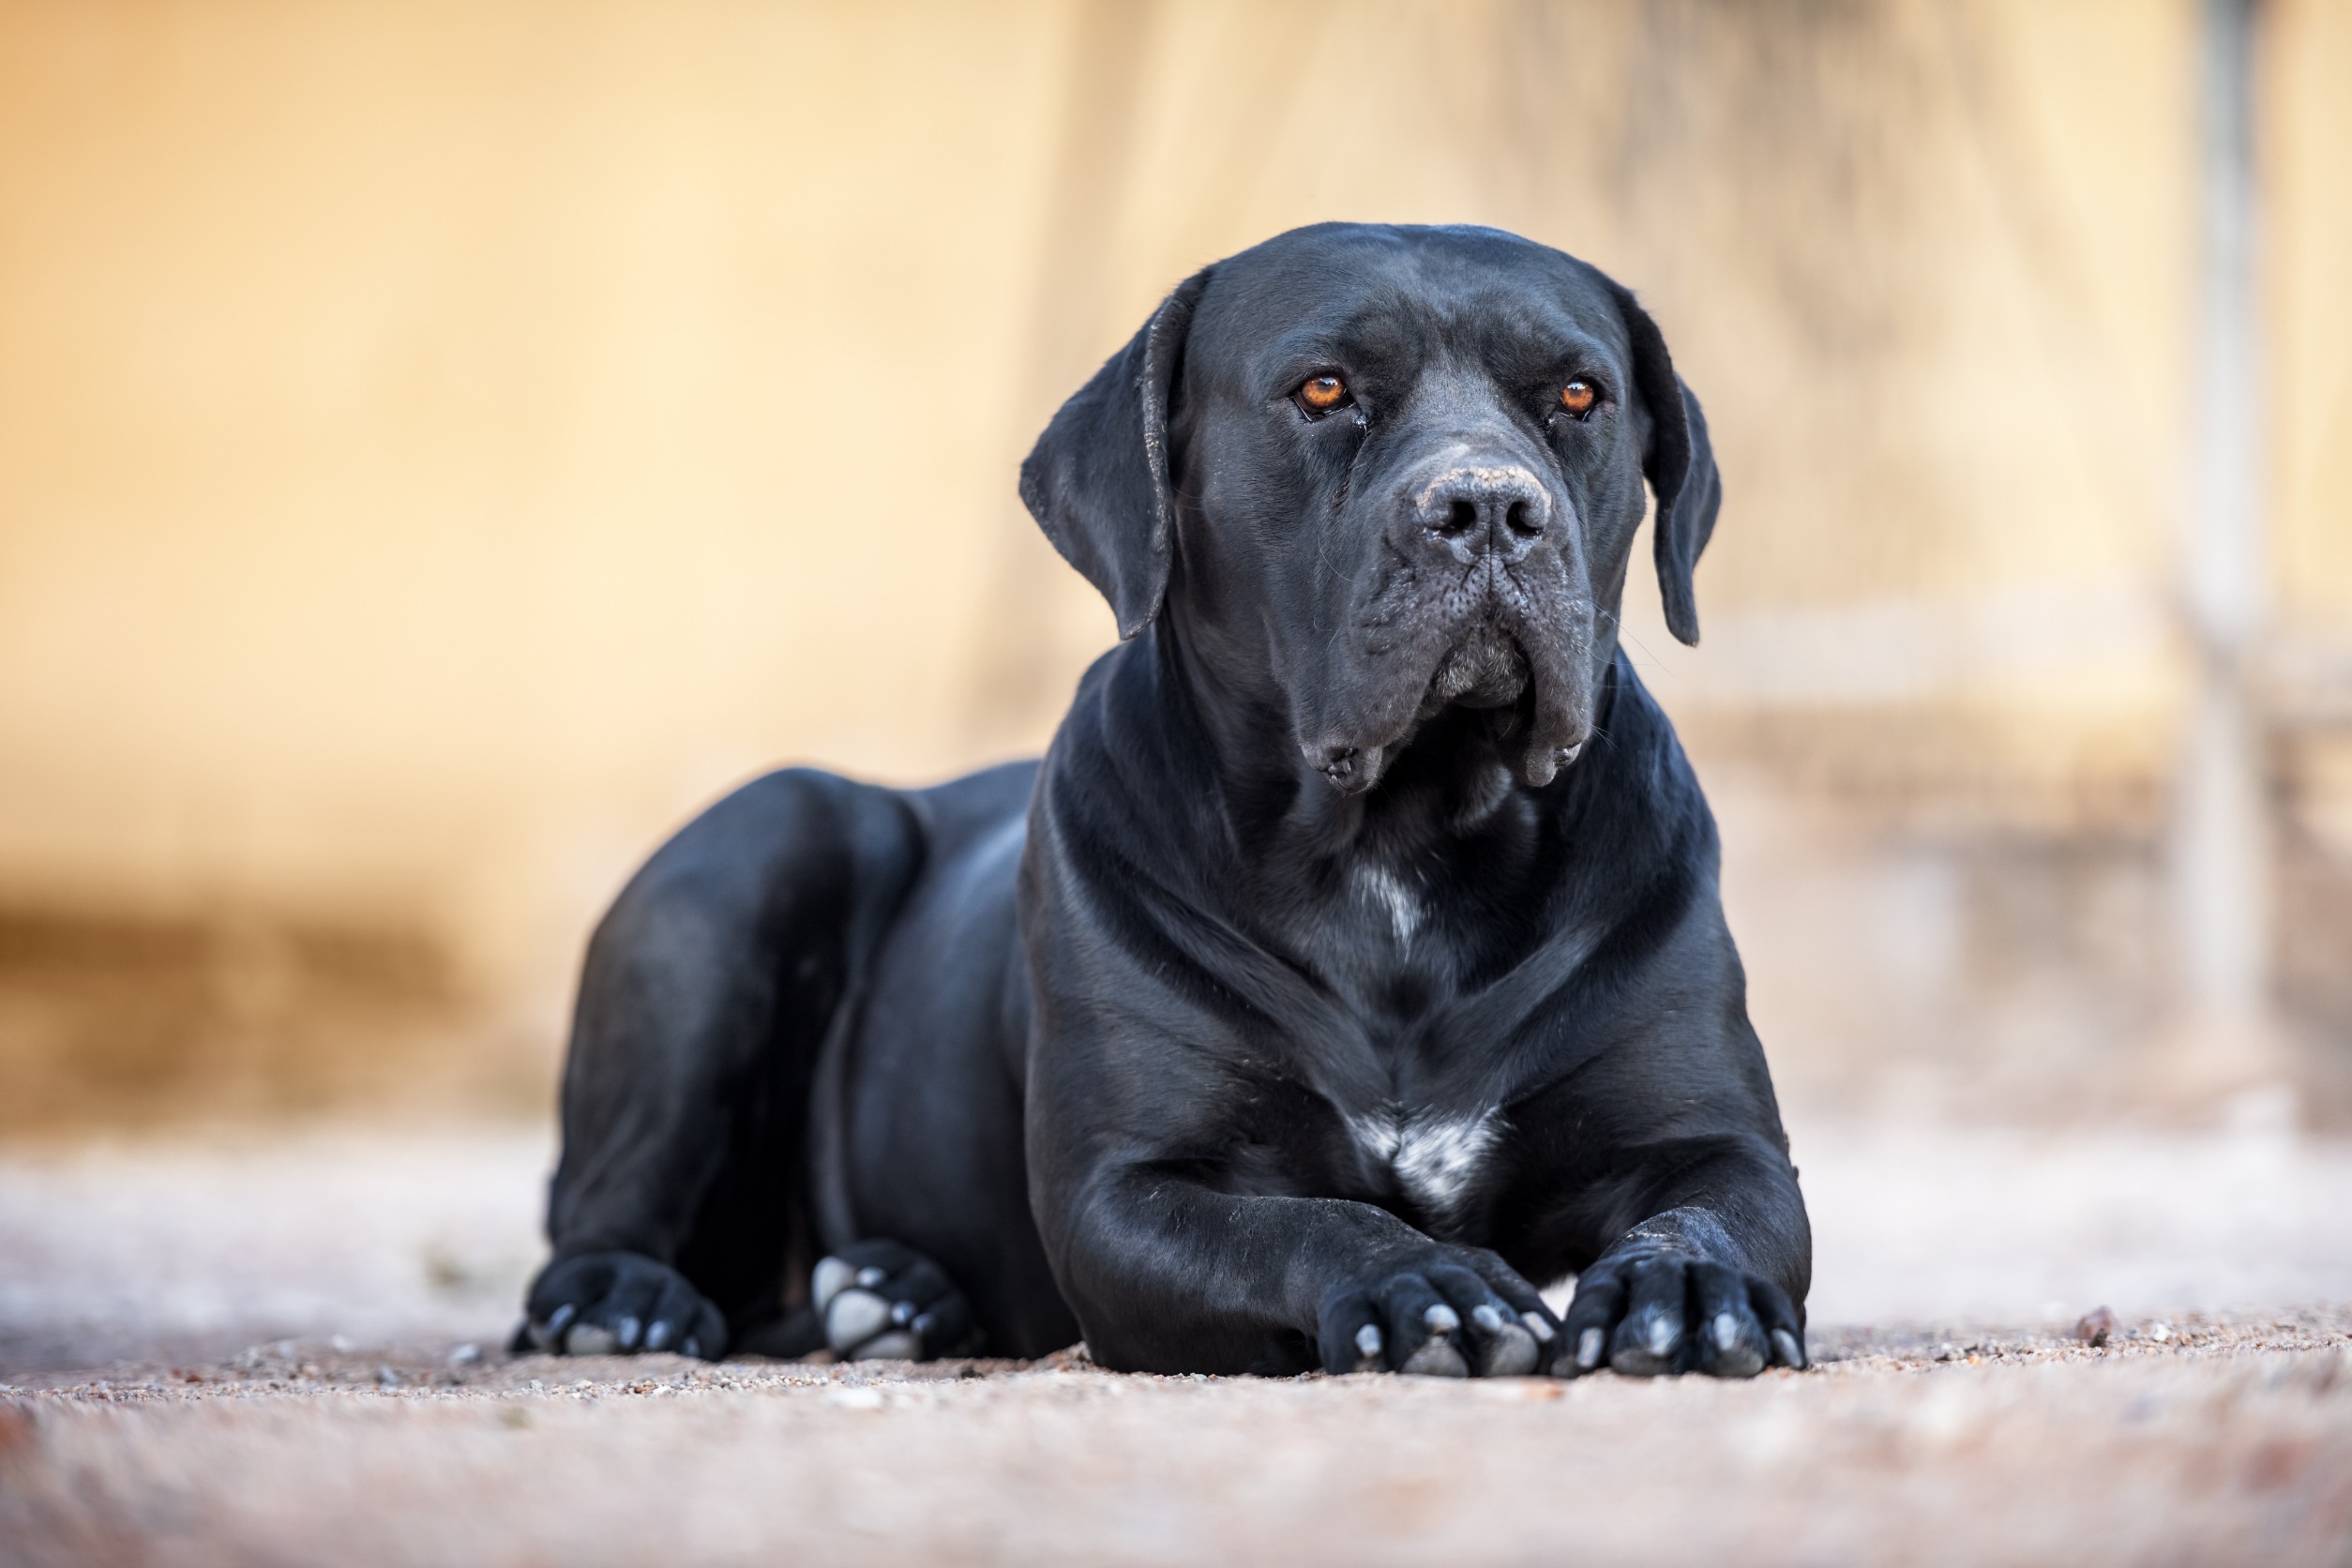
<box><xmin>1301</xmin><ymin>460</ymin><xmax>1600</xmax><ymax>794</ymax></box>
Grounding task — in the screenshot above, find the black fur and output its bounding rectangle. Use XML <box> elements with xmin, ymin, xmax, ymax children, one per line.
<box><xmin>520</xmin><ymin>223</ymin><xmax>1810</xmax><ymax>1380</ymax></box>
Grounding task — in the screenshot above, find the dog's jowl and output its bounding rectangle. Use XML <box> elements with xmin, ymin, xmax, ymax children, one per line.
<box><xmin>520</xmin><ymin>223</ymin><xmax>1811</xmax><ymax>1380</ymax></box>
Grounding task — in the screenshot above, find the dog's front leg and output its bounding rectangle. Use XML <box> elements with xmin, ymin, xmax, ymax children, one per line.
<box><xmin>1047</xmin><ymin>1169</ymin><xmax>1560</xmax><ymax>1378</ymax></box>
<box><xmin>1558</xmin><ymin>1156</ymin><xmax>1812</xmax><ymax>1380</ymax></box>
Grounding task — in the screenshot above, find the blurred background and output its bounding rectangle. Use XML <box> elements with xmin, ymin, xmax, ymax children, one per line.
<box><xmin>1</xmin><ymin>0</ymin><xmax>2348</xmax><ymax>1145</ymax></box>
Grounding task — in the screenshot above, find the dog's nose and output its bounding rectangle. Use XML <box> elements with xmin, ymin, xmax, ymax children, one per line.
<box><xmin>1410</xmin><ymin>465</ymin><xmax>1550</xmax><ymax>562</ymax></box>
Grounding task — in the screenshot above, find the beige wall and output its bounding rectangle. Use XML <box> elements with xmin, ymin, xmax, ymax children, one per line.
<box><xmin>0</xmin><ymin>1</ymin><xmax>1077</xmax><ymax>992</ymax></box>
<box><xmin>0</xmin><ymin>1</ymin><xmax>2345</xmax><ymax>1123</ymax></box>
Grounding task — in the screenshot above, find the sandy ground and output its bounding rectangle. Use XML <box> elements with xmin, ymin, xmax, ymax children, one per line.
<box><xmin>4</xmin><ymin>1113</ymin><xmax>2352</xmax><ymax>1565</ymax></box>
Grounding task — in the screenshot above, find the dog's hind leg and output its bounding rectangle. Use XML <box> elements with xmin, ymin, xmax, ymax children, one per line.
<box><xmin>520</xmin><ymin>768</ymin><xmax>923</xmax><ymax>1360</ymax></box>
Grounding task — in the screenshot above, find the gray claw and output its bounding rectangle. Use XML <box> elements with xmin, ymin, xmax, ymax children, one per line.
<box><xmin>1352</xmin><ymin>1322</ymin><xmax>1384</xmax><ymax>1372</ymax></box>
<box><xmin>681</xmin><ymin>1335</ymin><xmax>703</xmax><ymax>1360</ymax></box>
<box><xmin>643</xmin><ymin>1319</ymin><xmax>673</xmax><ymax>1352</ymax></box>
<box><xmin>1772</xmin><ymin>1328</ymin><xmax>1805</xmax><ymax>1369</ymax></box>
<box><xmin>615</xmin><ymin>1315</ymin><xmax>641</xmax><ymax>1350</ymax></box>
<box><xmin>1520</xmin><ymin>1311</ymin><xmax>1556</xmax><ymax>1345</ymax></box>
<box><xmin>1575</xmin><ymin>1326</ymin><xmax>1606</xmax><ymax>1372</ymax></box>
<box><xmin>546</xmin><ymin>1304</ymin><xmax>577</xmax><ymax>1339</ymax></box>
<box><xmin>855</xmin><ymin>1266</ymin><xmax>888</xmax><ymax>1289</ymax></box>
<box><xmin>1397</xmin><ymin>1301</ymin><xmax>1470</xmax><ymax>1374</ymax></box>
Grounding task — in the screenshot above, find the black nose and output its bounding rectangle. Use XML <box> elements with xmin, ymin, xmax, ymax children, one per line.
<box><xmin>1411</xmin><ymin>465</ymin><xmax>1549</xmax><ymax>562</ymax></box>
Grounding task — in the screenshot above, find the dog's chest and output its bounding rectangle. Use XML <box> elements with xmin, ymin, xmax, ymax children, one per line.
<box><xmin>1340</xmin><ymin>1104</ymin><xmax>1500</xmax><ymax>1230</ymax></box>
<box><xmin>1285</xmin><ymin>864</ymin><xmax>1515</xmax><ymax>1230</ymax></box>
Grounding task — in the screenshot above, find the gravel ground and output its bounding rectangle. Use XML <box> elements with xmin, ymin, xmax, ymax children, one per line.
<box><xmin>3</xmin><ymin>1115</ymin><xmax>2351</xmax><ymax>1565</ymax></box>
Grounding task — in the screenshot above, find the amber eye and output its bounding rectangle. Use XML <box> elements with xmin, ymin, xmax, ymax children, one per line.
<box><xmin>1296</xmin><ymin>374</ymin><xmax>1349</xmax><ymax>415</ymax></box>
<box><xmin>1560</xmin><ymin>379</ymin><xmax>1598</xmax><ymax>417</ymax></box>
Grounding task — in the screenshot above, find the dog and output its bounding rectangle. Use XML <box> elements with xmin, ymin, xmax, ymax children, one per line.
<box><xmin>519</xmin><ymin>222</ymin><xmax>1811</xmax><ymax>1380</ymax></box>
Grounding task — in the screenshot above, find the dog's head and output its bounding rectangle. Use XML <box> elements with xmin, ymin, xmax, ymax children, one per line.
<box><xmin>1021</xmin><ymin>223</ymin><xmax>1719</xmax><ymax>795</ymax></box>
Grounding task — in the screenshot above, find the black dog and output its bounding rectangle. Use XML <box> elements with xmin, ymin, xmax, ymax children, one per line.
<box><xmin>520</xmin><ymin>223</ymin><xmax>1810</xmax><ymax>1380</ymax></box>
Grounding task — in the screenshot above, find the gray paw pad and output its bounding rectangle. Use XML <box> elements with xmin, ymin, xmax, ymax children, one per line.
<box><xmin>565</xmin><ymin>1322</ymin><xmax>620</xmax><ymax>1356</ymax></box>
<box><xmin>824</xmin><ymin>1288</ymin><xmax>895</xmax><ymax>1353</ymax></box>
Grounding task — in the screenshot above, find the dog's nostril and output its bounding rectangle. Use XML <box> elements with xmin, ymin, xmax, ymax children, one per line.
<box><xmin>1440</xmin><ymin>499</ymin><xmax>1479</xmax><ymax>537</ymax></box>
<box><xmin>1505</xmin><ymin>499</ymin><xmax>1542</xmax><ymax>537</ymax></box>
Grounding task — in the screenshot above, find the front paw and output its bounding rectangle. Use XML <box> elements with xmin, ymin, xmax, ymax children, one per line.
<box><xmin>520</xmin><ymin>1251</ymin><xmax>727</xmax><ymax>1360</ymax></box>
<box><xmin>1317</xmin><ymin>1249</ymin><xmax>1560</xmax><ymax>1378</ymax></box>
<box><xmin>810</xmin><ymin>1239</ymin><xmax>979</xmax><ymax>1361</ymax></box>
<box><xmin>1560</xmin><ymin>1253</ymin><xmax>1803</xmax><ymax>1379</ymax></box>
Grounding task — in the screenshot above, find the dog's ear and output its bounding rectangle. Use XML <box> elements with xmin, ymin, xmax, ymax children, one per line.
<box><xmin>1019</xmin><ymin>268</ymin><xmax>1211</xmax><ymax>639</ymax></box>
<box><xmin>1611</xmin><ymin>285</ymin><xmax>1722</xmax><ymax>646</ymax></box>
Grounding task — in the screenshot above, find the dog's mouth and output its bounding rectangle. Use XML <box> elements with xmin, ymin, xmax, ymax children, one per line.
<box><xmin>1306</xmin><ymin>550</ymin><xmax>1603</xmax><ymax>797</ymax></box>
<box><xmin>1416</xmin><ymin>622</ymin><xmax>1530</xmax><ymax>718</ymax></box>
<box><xmin>1310</xmin><ymin>614</ymin><xmax>1586</xmax><ymax>795</ymax></box>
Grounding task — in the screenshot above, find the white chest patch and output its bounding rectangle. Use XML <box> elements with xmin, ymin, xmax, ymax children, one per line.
<box><xmin>1353</xmin><ymin>864</ymin><xmax>1421</xmax><ymax>945</ymax></box>
<box><xmin>1344</xmin><ymin>1107</ymin><xmax>1500</xmax><ymax>1223</ymax></box>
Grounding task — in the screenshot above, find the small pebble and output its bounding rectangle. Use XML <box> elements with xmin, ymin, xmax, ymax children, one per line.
<box><xmin>2073</xmin><ymin>1306</ymin><xmax>2116</xmax><ymax>1348</ymax></box>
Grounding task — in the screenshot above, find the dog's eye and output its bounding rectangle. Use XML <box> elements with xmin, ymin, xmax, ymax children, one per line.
<box><xmin>1295</xmin><ymin>375</ymin><xmax>1350</xmax><ymax>416</ymax></box>
<box><xmin>1560</xmin><ymin>380</ymin><xmax>1598</xmax><ymax>418</ymax></box>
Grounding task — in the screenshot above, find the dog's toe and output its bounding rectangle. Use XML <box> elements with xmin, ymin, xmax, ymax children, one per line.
<box><xmin>823</xmin><ymin>1288</ymin><xmax>895</xmax><ymax>1351</ymax></box>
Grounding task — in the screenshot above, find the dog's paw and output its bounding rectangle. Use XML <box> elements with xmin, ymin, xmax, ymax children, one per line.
<box><xmin>1559</xmin><ymin>1253</ymin><xmax>1804</xmax><ymax>1379</ymax></box>
<box><xmin>520</xmin><ymin>1251</ymin><xmax>727</xmax><ymax>1360</ymax></box>
<box><xmin>1316</xmin><ymin>1248</ymin><xmax>1559</xmax><ymax>1378</ymax></box>
<box><xmin>810</xmin><ymin>1239</ymin><xmax>978</xmax><ymax>1361</ymax></box>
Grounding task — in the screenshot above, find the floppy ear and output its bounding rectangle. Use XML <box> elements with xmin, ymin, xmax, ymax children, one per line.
<box><xmin>1018</xmin><ymin>268</ymin><xmax>1212</xmax><ymax>639</ymax></box>
<box><xmin>1611</xmin><ymin>285</ymin><xmax>1722</xmax><ymax>646</ymax></box>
